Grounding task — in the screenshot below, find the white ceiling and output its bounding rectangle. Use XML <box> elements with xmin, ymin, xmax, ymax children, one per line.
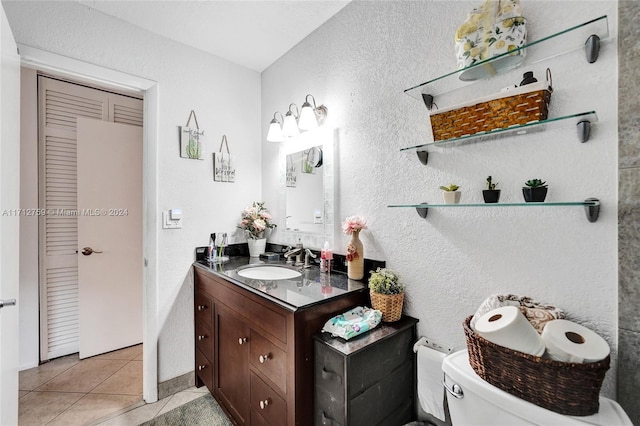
<box><xmin>77</xmin><ymin>0</ymin><xmax>351</xmax><ymax>72</ymax></box>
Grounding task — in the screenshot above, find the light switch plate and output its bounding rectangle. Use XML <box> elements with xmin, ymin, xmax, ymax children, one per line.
<box><xmin>162</xmin><ymin>211</ymin><xmax>182</xmax><ymax>229</ymax></box>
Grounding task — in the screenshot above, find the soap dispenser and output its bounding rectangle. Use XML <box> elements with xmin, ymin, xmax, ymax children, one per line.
<box><xmin>321</xmin><ymin>241</ymin><xmax>333</xmax><ymax>273</ymax></box>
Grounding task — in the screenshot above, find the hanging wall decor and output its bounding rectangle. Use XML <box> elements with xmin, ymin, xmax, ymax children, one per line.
<box><xmin>213</xmin><ymin>135</ymin><xmax>235</xmax><ymax>183</ymax></box>
<box><xmin>286</xmin><ymin>156</ymin><xmax>297</xmax><ymax>187</ymax></box>
<box><xmin>179</xmin><ymin>110</ymin><xmax>205</xmax><ymax>159</ymax></box>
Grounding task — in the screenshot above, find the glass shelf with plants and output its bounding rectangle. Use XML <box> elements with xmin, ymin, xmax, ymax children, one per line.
<box><xmin>401</xmin><ymin>111</ymin><xmax>597</xmax><ymax>163</ymax></box>
<box><xmin>387</xmin><ymin>199</ymin><xmax>601</xmax><ymax>222</ymax></box>
<box><xmin>403</xmin><ymin>15</ymin><xmax>609</xmax><ymax>104</ymax></box>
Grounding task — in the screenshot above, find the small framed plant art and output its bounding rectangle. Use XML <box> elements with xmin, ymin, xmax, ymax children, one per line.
<box><xmin>179</xmin><ymin>110</ymin><xmax>204</xmax><ymax>160</ymax></box>
<box><xmin>213</xmin><ymin>135</ymin><xmax>236</xmax><ymax>183</ymax></box>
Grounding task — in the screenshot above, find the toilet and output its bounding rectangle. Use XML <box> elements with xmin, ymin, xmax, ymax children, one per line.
<box><xmin>442</xmin><ymin>350</ymin><xmax>632</xmax><ymax>426</ymax></box>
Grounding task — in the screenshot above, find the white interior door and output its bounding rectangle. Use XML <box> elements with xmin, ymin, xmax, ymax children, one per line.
<box><xmin>77</xmin><ymin>117</ymin><xmax>142</xmax><ymax>359</ymax></box>
<box><xmin>0</xmin><ymin>4</ymin><xmax>21</xmax><ymax>424</ymax></box>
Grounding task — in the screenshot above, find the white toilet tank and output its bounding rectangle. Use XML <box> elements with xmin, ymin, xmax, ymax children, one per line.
<box><xmin>442</xmin><ymin>350</ymin><xmax>632</xmax><ymax>426</ymax></box>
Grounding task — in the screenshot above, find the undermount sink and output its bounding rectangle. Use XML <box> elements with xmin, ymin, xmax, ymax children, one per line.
<box><xmin>236</xmin><ymin>265</ymin><xmax>302</xmax><ymax>280</ymax></box>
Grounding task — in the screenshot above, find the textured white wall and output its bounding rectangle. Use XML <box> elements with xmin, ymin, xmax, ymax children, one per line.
<box><xmin>262</xmin><ymin>1</ymin><xmax>620</xmax><ymax>396</ymax></box>
<box><xmin>4</xmin><ymin>1</ymin><xmax>262</xmax><ymax>383</ymax></box>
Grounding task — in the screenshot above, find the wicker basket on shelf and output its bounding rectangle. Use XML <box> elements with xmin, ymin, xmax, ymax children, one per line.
<box><xmin>463</xmin><ymin>315</ymin><xmax>609</xmax><ymax>416</ymax></box>
<box><xmin>430</xmin><ymin>70</ymin><xmax>553</xmax><ymax>141</ymax></box>
<box><xmin>370</xmin><ymin>291</ymin><xmax>404</xmax><ymax>322</ymax></box>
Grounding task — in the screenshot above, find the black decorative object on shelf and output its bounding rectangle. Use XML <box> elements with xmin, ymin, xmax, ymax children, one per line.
<box><xmin>520</xmin><ymin>71</ymin><xmax>538</xmax><ymax>86</ymax></box>
<box><xmin>522</xmin><ymin>179</ymin><xmax>548</xmax><ymax>202</ymax></box>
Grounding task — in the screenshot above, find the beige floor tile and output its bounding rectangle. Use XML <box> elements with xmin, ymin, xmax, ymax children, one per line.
<box><xmin>19</xmin><ymin>354</ymin><xmax>80</xmax><ymax>391</ymax></box>
<box><xmin>91</xmin><ymin>360</ymin><xmax>142</xmax><ymax>395</ymax></box>
<box><xmin>156</xmin><ymin>389</ymin><xmax>207</xmax><ymax>416</ymax></box>
<box><xmin>95</xmin><ymin>398</ymin><xmax>169</xmax><ymax>425</ymax></box>
<box><xmin>47</xmin><ymin>393</ymin><xmax>142</xmax><ymax>426</ymax></box>
<box><xmin>94</xmin><ymin>344</ymin><xmax>143</xmax><ymax>361</ymax></box>
<box><xmin>35</xmin><ymin>358</ymin><xmax>128</xmax><ymax>393</ymax></box>
<box><xmin>19</xmin><ymin>390</ymin><xmax>30</xmax><ymax>398</ymax></box>
<box><xmin>18</xmin><ymin>391</ymin><xmax>84</xmax><ymax>426</ymax></box>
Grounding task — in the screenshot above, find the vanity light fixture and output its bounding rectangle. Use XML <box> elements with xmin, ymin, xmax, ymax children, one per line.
<box><xmin>266</xmin><ymin>111</ymin><xmax>284</xmax><ymax>142</ymax></box>
<box><xmin>298</xmin><ymin>94</ymin><xmax>328</xmax><ymax>131</ymax></box>
<box><xmin>282</xmin><ymin>103</ymin><xmax>300</xmax><ymax>137</ymax></box>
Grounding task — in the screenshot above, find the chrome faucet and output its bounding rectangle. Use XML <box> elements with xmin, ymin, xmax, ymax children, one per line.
<box><xmin>304</xmin><ymin>249</ymin><xmax>317</xmax><ymax>268</ymax></box>
<box><xmin>284</xmin><ymin>241</ymin><xmax>304</xmax><ymax>265</ymax></box>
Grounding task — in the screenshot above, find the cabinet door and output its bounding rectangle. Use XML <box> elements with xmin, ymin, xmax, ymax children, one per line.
<box><xmin>215</xmin><ymin>304</ymin><xmax>250</xmax><ymax>425</ymax></box>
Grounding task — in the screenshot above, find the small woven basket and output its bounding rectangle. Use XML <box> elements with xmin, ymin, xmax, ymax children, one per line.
<box><xmin>430</xmin><ymin>70</ymin><xmax>553</xmax><ymax>141</ymax></box>
<box><xmin>370</xmin><ymin>291</ymin><xmax>404</xmax><ymax>322</ymax></box>
<box><xmin>463</xmin><ymin>316</ymin><xmax>609</xmax><ymax>416</ymax></box>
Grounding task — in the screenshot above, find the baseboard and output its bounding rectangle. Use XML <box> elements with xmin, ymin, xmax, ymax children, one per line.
<box><xmin>158</xmin><ymin>371</ymin><xmax>195</xmax><ymax>400</ymax></box>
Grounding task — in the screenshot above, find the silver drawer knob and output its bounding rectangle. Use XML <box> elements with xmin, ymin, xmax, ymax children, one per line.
<box><xmin>198</xmin><ymin>335</ymin><xmax>207</xmax><ymax>341</ymax></box>
<box><xmin>259</xmin><ymin>399</ymin><xmax>270</xmax><ymax>409</ymax></box>
<box><xmin>238</xmin><ymin>337</ymin><xmax>247</xmax><ymax>345</ymax></box>
<box><xmin>259</xmin><ymin>354</ymin><xmax>270</xmax><ymax>363</ymax></box>
<box><xmin>198</xmin><ymin>364</ymin><xmax>206</xmax><ymax>371</ymax></box>
<box><xmin>197</xmin><ymin>305</ymin><xmax>207</xmax><ymax>311</ymax></box>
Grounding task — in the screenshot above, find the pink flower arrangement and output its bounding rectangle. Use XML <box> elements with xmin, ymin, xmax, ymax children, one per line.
<box><xmin>238</xmin><ymin>202</ymin><xmax>277</xmax><ymax>240</ymax></box>
<box><xmin>342</xmin><ymin>215</ymin><xmax>367</xmax><ymax>235</ymax></box>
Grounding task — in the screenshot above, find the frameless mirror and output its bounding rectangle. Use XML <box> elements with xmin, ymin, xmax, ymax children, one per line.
<box><xmin>279</xmin><ymin>127</ymin><xmax>334</xmax><ymax>249</ymax></box>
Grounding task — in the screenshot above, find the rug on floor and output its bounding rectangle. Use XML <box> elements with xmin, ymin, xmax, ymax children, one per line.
<box><xmin>140</xmin><ymin>393</ymin><xmax>232</xmax><ymax>426</ymax></box>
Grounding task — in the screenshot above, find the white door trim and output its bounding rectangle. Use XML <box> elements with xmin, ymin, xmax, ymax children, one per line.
<box><xmin>19</xmin><ymin>44</ymin><xmax>160</xmax><ymax>403</ymax></box>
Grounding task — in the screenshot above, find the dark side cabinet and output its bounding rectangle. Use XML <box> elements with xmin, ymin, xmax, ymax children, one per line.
<box><xmin>313</xmin><ymin>316</ymin><xmax>418</xmax><ymax>426</ymax></box>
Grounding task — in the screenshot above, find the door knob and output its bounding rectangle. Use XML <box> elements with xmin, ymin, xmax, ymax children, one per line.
<box><xmin>81</xmin><ymin>247</ymin><xmax>103</xmax><ymax>256</ymax></box>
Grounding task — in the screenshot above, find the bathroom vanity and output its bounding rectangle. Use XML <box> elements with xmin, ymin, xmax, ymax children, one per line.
<box><xmin>193</xmin><ymin>258</ymin><xmax>368</xmax><ymax>426</ymax></box>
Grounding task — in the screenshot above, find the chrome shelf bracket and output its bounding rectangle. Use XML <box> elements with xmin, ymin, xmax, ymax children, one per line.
<box><xmin>585</xmin><ymin>198</ymin><xmax>600</xmax><ymax>223</ymax></box>
<box><xmin>417</xmin><ymin>151</ymin><xmax>429</xmax><ymax>166</ymax></box>
<box><xmin>585</xmin><ymin>34</ymin><xmax>600</xmax><ymax>63</ymax></box>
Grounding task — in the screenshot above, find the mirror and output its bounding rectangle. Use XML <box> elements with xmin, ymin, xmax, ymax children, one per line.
<box><xmin>279</xmin><ymin>127</ymin><xmax>335</xmax><ymax>249</ymax></box>
<box><xmin>286</xmin><ymin>147</ymin><xmax>324</xmax><ymax>234</ymax></box>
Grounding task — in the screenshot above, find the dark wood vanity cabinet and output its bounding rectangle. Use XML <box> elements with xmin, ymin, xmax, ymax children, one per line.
<box><xmin>194</xmin><ymin>264</ymin><xmax>367</xmax><ymax>426</ymax></box>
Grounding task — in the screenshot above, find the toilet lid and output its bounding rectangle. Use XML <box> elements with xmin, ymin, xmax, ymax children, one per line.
<box><xmin>442</xmin><ymin>350</ymin><xmax>632</xmax><ymax>426</ymax></box>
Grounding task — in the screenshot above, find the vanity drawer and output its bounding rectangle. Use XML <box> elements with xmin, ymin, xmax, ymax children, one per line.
<box><xmin>250</xmin><ymin>331</ymin><xmax>287</xmax><ymax>394</ymax></box>
<box><xmin>195</xmin><ymin>319</ymin><xmax>213</xmax><ymax>356</ymax></box>
<box><xmin>250</xmin><ymin>371</ymin><xmax>286</xmax><ymax>426</ymax></box>
<box><xmin>194</xmin><ymin>291</ymin><xmax>213</xmax><ymax>329</ymax></box>
<box><xmin>314</xmin><ymin>340</ymin><xmax>345</xmax><ymax>401</ymax></box>
<box><xmin>195</xmin><ymin>348</ymin><xmax>213</xmax><ymax>393</ymax></box>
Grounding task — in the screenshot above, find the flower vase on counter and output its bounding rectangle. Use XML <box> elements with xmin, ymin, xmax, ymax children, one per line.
<box><xmin>247</xmin><ymin>238</ymin><xmax>266</xmax><ymax>258</ymax></box>
<box><xmin>237</xmin><ymin>201</ymin><xmax>277</xmax><ymax>258</ymax></box>
<box><xmin>347</xmin><ymin>230</ymin><xmax>364</xmax><ymax>280</ymax></box>
<box><xmin>342</xmin><ymin>215</ymin><xmax>368</xmax><ymax>281</ymax></box>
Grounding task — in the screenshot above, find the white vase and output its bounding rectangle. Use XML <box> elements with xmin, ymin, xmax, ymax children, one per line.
<box><xmin>247</xmin><ymin>238</ymin><xmax>267</xmax><ymax>257</ymax></box>
<box><xmin>442</xmin><ymin>191</ymin><xmax>461</xmax><ymax>204</ymax></box>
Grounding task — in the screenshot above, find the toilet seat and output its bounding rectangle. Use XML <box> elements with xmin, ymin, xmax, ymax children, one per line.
<box><xmin>442</xmin><ymin>350</ymin><xmax>632</xmax><ymax>426</ymax></box>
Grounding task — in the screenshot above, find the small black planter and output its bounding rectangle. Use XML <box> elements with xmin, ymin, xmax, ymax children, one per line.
<box><xmin>482</xmin><ymin>189</ymin><xmax>501</xmax><ymax>203</ymax></box>
<box><xmin>522</xmin><ymin>187</ymin><xmax>548</xmax><ymax>202</ymax></box>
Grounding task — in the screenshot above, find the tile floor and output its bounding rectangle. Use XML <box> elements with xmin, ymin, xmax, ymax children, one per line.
<box><xmin>18</xmin><ymin>344</ymin><xmax>208</xmax><ymax>425</ymax></box>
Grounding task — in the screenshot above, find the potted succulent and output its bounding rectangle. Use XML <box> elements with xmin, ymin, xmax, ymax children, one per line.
<box><xmin>440</xmin><ymin>184</ymin><xmax>461</xmax><ymax>204</ymax></box>
<box><xmin>522</xmin><ymin>179</ymin><xmax>548</xmax><ymax>202</ymax></box>
<box><xmin>482</xmin><ymin>176</ymin><xmax>501</xmax><ymax>203</ymax></box>
<box><xmin>368</xmin><ymin>268</ymin><xmax>405</xmax><ymax>322</ymax></box>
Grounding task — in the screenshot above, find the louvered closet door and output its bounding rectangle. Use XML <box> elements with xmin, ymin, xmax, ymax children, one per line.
<box><xmin>38</xmin><ymin>76</ymin><xmax>143</xmax><ymax>361</ymax></box>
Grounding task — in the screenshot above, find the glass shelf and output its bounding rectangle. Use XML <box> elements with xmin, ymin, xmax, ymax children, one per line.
<box><xmin>404</xmin><ymin>15</ymin><xmax>609</xmax><ymax>101</ymax></box>
<box><xmin>388</xmin><ymin>199</ymin><xmax>600</xmax><ymax>222</ymax></box>
<box><xmin>399</xmin><ymin>111</ymin><xmax>597</xmax><ymax>153</ymax></box>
